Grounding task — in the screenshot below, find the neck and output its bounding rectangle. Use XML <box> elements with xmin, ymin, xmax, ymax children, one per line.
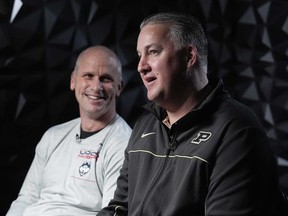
<box><xmin>80</xmin><ymin>111</ymin><xmax>116</xmax><ymax>132</ymax></box>
<box><xmin>165</xmin><ymin>96</ymin><xmax>197</xmax><ymax>125</ymax></box>
<box><xmin>165</xmin><ymin>80</ymin><xmax>209</xmax><ymax>125</ymax></box>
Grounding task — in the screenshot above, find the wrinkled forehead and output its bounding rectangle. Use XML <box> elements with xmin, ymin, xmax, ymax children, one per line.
<box><xmin>76</xmin><ymin>50</ymin><xmax>122</xmax><ymax>78</ymax></box>
<box><xmin>137</xmin><ymin>24</ymin><xmax>172</xmax><ymax>51</ymax></box>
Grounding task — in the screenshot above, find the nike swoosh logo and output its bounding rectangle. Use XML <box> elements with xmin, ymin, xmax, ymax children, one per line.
<box><xmin>141</xmin><ymin>132</ymin><xmax>156</xmax><ymax>138</ymax></box>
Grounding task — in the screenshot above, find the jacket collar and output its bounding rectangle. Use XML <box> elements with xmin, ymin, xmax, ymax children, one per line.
<box><xmin>143</xmin><ymin>77</ymin><xmax>230</xmax><ymax>124</ymax></box>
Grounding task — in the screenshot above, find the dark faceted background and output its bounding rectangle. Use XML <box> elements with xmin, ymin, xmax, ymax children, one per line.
<box><xmin>0</xmin><ymin>0</ymin><xmax>287</xmax><ymax>214</ymax></box>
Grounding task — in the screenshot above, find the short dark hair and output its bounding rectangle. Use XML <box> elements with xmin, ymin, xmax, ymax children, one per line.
<box><xmin>140</xmin><ymin>12</ymin><xmax>208</xmax><ymax>68</ymax></box>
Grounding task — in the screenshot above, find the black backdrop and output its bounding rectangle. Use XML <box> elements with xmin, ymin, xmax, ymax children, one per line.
<box><xmin>0</xmin><ymin>0</ymin><xmax>288</xmax><ymax>214</ymax></box>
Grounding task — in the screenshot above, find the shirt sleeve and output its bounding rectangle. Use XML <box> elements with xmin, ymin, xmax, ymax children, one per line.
<box><xmin>97</xmin><ymin>145</ymin><xmax>129</xmax><ymax>216</ymax></box>
<box><xmin>99</xmin><ymin>133</ymin><xmax>129</xmax><ymax>209</ymax></box>
<box><xmin>5</xmin><ymin>130</ymin><xmax>51</xmax><ymax>216</ymax></box>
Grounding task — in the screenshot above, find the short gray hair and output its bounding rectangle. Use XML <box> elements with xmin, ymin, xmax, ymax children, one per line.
<box><xmin>140</xmin><ymin>12</ymin><xmax>208</xmax><ymax>68</ymax></box>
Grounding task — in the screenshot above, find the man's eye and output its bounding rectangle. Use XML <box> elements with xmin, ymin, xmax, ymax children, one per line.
<box><xmin>84</xmin><ymin>74</ymin><xmax>93</xmax><ymax>78</ymax></box>
<box><xmin>149</xmin><ymin>50</ymin><xmax>158</xmax><ymax>55</ymax></box>
<box><xmin>100</xmin><ymin>77</ymin><xmax>113</xmax><ymax>82</ymax></box>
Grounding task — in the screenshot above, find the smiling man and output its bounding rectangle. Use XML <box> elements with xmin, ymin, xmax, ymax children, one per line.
<box><xmin>6</xmin><ymin>46</ymin><xmax>132</xmax><ymax>216</ymax></box>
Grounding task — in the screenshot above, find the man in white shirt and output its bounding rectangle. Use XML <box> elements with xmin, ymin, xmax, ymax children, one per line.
<box><xmin>6</xmin><ymin>45</ymin><xmax>132</xmax><ymax>216</ymax></box>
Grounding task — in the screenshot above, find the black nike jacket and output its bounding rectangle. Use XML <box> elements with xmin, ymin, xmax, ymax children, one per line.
<box><xmin>98</xmin><ymin>78</ymin><xmax>280</xmax><ymax>216</ymax></box>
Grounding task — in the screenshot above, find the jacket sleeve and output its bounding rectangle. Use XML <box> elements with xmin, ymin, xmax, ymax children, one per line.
<box><xmin>206</xmin><ymin>125</ymin><xmax>279</xmax><ymax>215</ymax></box>
<box><xmin>5</xmin><ymin>131</ymin><xmax>50</xmax><ymax>216</ymax></box>
<box><xmin>97</xmin><ymin>147</ymin><xmax>129</xmax><ymax>216</ymax></box>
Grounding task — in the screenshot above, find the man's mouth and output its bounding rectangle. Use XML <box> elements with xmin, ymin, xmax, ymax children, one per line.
<box><xmin>144</xmin><ymin>75</ymin><xmax>157</xmax><ymax>86</ymax></box>
<box><xmin>85</xmin><ymin>94</ymin><xmax>105</xmax><ymax>100</ymax></box>
<box><xmin>146</xmin><ymin>76</ymin><xmax>156</xmax><ymax>83</ymax></box>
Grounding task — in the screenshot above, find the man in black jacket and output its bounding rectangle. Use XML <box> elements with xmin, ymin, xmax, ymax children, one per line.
<box><xmin>98</xmin><ymin>12</ymin><xmax>281</xmax><ymax>215</ymax></box>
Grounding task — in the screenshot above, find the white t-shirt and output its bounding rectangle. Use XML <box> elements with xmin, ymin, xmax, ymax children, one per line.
<box><xmin>6</xmin><ymin>114</ymin><xmax>131</xmax><ymax>216</ymax></box>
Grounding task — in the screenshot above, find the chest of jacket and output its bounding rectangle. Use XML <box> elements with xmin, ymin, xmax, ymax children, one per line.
<box><xmin>126</xmin><ymin>115</ymin><xmax>225</xmax><ymax>215</ymax></box>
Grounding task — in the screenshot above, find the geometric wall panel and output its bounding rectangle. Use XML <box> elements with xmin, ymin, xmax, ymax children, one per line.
<box><xmin>0</xmin><ymin>0</ymin><xmax>287</xmax><ymax>214</ymax></box>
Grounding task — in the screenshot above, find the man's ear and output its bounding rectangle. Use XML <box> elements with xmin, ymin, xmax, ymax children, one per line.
<box><xmin>116</xmin><ymin>80</ymin><xmax>124</xmax><ymax>97</ymax></box>
<box><xmin>70</xmin><ymin>72</ymin><xmax>75</xmax><ymax>91</ymax></box>
<box><xmin>186</xmin><ymin>45</ymin><xmax>197</xmax><ymax>67</ymax></box>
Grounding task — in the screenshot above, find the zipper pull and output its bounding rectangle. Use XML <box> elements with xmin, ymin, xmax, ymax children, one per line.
<box><xmin>167</xmin><ymin>123</ymin><xmax>178</xmax><ymax>154</ymax></box>
<box><xmin>168</xmin><ymin>134</ymin><xmax>177</xmax><ymax>153</ymax></box>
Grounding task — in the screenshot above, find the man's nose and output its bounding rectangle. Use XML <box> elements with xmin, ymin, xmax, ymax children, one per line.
<box><xmin>91</xmin><ymin>78</ymin><xmax>103</xmax><ymax>91</ymax></box>
<box><xmin>137</xmin><ymin>56</ymin><xmax>151</xmax><ymax>75</ymax></box>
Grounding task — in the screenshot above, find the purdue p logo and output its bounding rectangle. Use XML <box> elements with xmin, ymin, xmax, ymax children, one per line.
<box><xmin>191</xmin><ymin>131</ymin><xmax>212</xmax><ymax>144</ymax></box>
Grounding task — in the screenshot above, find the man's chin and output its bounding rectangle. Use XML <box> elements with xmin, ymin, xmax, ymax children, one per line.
<box><xmin>147</xmin><ymin>91</ymin><xmax>159</xmax><ymax>102</ymax></box>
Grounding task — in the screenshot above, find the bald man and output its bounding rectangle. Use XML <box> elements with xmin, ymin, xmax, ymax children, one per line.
<box><xmin>6</xmin><ymin>46</ymin><xmax>132</xmax><ymax>216</ymax></box>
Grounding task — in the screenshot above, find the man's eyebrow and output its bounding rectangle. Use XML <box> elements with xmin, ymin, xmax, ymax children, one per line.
<box><xmin>137</xmin><ymin>44</ymin><xmax>159</xmax><ymax>53</ymax></box>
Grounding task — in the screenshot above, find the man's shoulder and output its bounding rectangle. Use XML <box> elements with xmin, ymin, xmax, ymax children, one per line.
<box><xmin>46</xmin><ymin>118</ymin><xmax>80</xmax><ymax>134</ymax></box>
<box><xmin>113</xmin><ymin>114</ymin><xmax>132</xmax><ymax>134</ymax></box>
<box><xmin>133</xmin><ymin>111</ymin><xmax>156</xmax><ymax>128</ymax></box>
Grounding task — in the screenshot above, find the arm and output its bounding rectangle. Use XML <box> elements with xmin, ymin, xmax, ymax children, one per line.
<box><xmin>97</xmin><ymin>147</ymin><xmax>129</xmax><ymax>216</ymax></box>
<box><xmin>6</xmin><ymin>131</ymin><xmax>50</xmax><ymax>216</ymax></box>
<box><xmin>206</xmin><ymin>126</ymin><xmax>279</xmax><ymax>215</ymax></box>
<box><xmin>101</xmin><ymin>137</ymin><xmax>128</xmax><ymax>208</ymax></box>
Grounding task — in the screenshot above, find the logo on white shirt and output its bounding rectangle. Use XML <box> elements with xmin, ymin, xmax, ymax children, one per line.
<box><xmin>79</xmin><ymin>161</ymin><xmax>91</xmax><ymax>176</ymax></box>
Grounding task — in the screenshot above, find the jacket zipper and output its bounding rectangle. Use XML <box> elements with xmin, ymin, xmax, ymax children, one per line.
<box><xmin>139</xmin><ymin>130</ymin><xmax>178</xmax><ymax>215</ymax></box>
